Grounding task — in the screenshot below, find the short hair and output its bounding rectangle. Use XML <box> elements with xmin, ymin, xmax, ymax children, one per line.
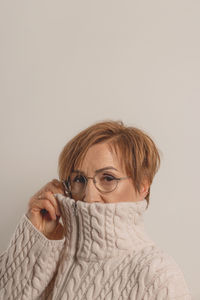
<box><xmin>58</xmin><ymin>120</ymin><xmax>161</xmax><ymax>207</ymax></box>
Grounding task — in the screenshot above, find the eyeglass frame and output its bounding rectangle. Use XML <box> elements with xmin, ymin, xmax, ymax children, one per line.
<box><xmin>62</xmin><ymin>172</ymin><xmax>131</xmax><ymax>197</ymax></box>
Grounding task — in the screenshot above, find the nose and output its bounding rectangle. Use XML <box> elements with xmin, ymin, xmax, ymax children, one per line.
<box><xmin>83</xmin><ymin>178</ymin><xmax>102</xmax><ymax>203</ymax></box>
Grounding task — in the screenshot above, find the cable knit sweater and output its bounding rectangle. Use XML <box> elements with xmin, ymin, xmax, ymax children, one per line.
<box><xmin>0</xmin><ymin>194</ymin><xmax>191</xmax><ymax>300</ymax></box>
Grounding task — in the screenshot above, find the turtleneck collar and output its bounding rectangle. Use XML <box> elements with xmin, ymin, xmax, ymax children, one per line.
<box><xmin>54</xmin><ymin>194</ymin><xmax>155</xmax><ymax>261</ymax></box>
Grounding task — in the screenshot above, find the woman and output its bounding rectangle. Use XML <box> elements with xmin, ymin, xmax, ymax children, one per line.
<box><xmin>0</xmin><ymin>120</ymin><xmax>191</xmax><ymax>299</ymax></box>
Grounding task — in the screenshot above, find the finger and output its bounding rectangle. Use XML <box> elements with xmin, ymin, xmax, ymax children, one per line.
<box><xmin>51</xmin><ymin>179</ymin><xmax>63</xmax><ymax>188</ymax></box>
<box><xmin>42</xmin><ymin>184</ymin><xmax>65</xmax><ymax>197</ymax></box>
<box><xmin>51</xmin><ymin>179</ymin><xmax>65</xmax><ymax>193</ymax></box>
<box><xmin>35</xmin><ymin>180</ymin><xmax>62</xmax><ymax>195</ymax></box>
<box><xmin>40</xmin><ymin>191</ymin><xmax>61</xmax><ymax>216</ymax></box>
<box><xmin>35</xmin><ymin>180</ymin><xmax>65</xmax><ymax>198</ymax></box>
<box><xmin>36</xmin><ymin>198</ymin><xmax>57</xmax><ymax>220</ymax></box>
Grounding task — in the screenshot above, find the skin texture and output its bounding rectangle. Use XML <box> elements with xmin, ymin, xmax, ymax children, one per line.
<box><xmin>27</xmin><ymin>142</ymin><xmax>149</xmax><ymax>240</ymax></box>
<box><xmin>74</xmin><ymin>142</ymin><xmax>149</xmax><ymax>203</ymax></box>
<box><xmin>27</xmin><ymin>179</ymin><xmax>65</xmax><ymax>240</ymax></box>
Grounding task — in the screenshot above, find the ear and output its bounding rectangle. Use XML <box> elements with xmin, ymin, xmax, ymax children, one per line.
<box><xmin>139</xmin><ymin>179</ymin><xmax>150</xmax><ymax>198</ymax></box>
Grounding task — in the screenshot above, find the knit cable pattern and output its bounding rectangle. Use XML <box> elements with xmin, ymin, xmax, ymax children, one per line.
<box><xmin>0</xmin><ymin>214</ymin><xmax>64</xmax><ymax>299</ymax></box>
<box><xmin>0</xmin><ymin>195</ymin><xmax>192</xmax><ymax>299</ymax></box>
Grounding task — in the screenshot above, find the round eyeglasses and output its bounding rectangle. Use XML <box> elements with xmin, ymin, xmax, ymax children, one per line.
<box><xmin>62</xmin><ymin>170</ymin><xmax>130</xmax><ymax>199</ymax></box>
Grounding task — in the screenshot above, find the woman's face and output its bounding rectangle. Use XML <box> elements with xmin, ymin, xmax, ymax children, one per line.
<box><xmin>73</xmin><ymin>142</ymin><xmax>149</xmax><ymax>203</ymax></box>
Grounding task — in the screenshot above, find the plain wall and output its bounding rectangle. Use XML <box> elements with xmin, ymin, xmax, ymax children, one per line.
<box><xmin>0</xmin><ymin>1</ymin><xmax>199</xmax><ymax>298</ymax></box>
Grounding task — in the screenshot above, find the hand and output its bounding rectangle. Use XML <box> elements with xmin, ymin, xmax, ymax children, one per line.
<box><xmin>26</xmin><ymin>179</ymin><xmax>65</xmax><ymax>240</ymax></box>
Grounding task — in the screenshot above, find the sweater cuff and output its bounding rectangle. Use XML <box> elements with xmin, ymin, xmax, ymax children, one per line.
<box><xmin>0</xmin><ymin>214</ymin><xmax>65</xmax><ymax>299</ymax></box>
<box><xmin>23</xmin><ymin>214</ymin><xmax>65</xmax><ymax>247</ymax></box>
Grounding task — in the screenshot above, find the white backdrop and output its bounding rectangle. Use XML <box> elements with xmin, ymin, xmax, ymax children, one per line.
<box><xmin>0</xmin><ymin>1</ymin><xmax>199</xmax><ymax>298</ymax></box>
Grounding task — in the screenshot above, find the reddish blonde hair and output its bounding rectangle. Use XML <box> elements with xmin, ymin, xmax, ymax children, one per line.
<box><xmin>58</xmin><ymin>120</ymin><xmax>161</xmax><ymax>207</ymax></box>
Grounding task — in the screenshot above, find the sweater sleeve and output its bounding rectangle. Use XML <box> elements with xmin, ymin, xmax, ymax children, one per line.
<box><xmin>143</xmin><ymin>252</ymin><xmax>192</xmax><ymax>300</ymax></box>
<box><xmin>144</xmin><ymin>270</ymin><xmax>192</xmax><ymax>299</ymax></box>
<box><xmin>0</xmin><ymin>214</ymin><xmax>65</xmax><ymax>300</ymax></box>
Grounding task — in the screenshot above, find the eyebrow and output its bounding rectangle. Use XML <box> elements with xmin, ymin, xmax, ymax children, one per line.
<box><xmin>73</xmin><ymin>166</ymin><xmax>118</xmax><ymax>174</ymax></box>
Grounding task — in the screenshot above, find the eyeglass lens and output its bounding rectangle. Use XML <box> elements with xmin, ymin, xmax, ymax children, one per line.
<box><xmin>69</xmin><ymin>171</ymin><xmax>118</xmax><ymax>195</ymax></box>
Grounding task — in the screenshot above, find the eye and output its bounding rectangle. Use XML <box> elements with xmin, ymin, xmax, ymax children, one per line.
<box><xmin>102</xmin><ymin>173</ymin><xmax>116</xmax><ymax>181</ymax></box>
<box><xmin>73</xmin><ymin>175</ymin><xmax>86</xmax><ymax>184</ymax></box>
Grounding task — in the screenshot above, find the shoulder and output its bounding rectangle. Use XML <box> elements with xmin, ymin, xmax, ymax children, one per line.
<box><xmin>128</xmin><ymin>245</ymin><xmax>191</xmax><ymax>299</ymax></box>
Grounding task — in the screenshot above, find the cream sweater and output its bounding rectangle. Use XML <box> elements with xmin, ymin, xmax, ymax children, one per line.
<box><xmin>0</xmin><ymin>195</ymin><xmax>191</xmax><ymax>300</ymax></box>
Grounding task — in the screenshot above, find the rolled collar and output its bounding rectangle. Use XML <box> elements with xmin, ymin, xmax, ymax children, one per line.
<box><xmin>55</xmin><ymin>194</ymin><xmax>154</xmax><ymax>261</ymax></box>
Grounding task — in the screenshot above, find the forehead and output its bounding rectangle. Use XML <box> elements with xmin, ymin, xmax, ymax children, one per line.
<box><xmin>76</xmin><ymin>142</ymin><xmax>124</xmax><ymax>172</ymax></box>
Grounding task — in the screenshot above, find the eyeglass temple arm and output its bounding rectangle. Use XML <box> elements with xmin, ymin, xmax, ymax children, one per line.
<box><xmin>117</xmin><ymin>176</ymin><xmax>131</xmax><ymax>180</ymax></box>
<box><xmin>62</xmin><ymin>180</ymin><xmax>71</xmax><ymax>196</ymax></box>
